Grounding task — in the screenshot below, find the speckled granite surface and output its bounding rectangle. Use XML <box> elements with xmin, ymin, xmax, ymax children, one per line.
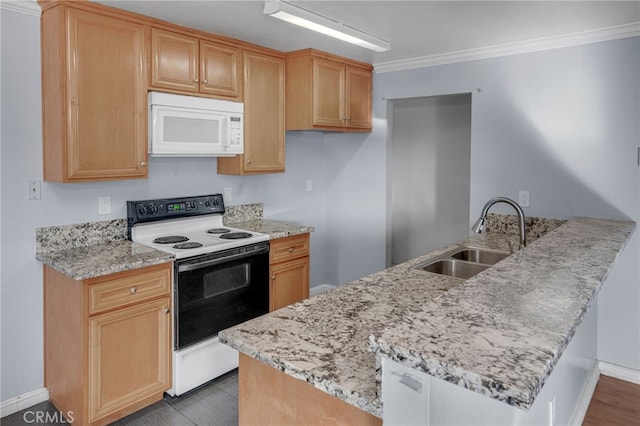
<box><xmin>486</xmin><ymin>213</ymin><xmax>567</xmax><ymax>242</ymax></box>
<box><xmin>223</xmin><ymin>203</ymin><xmax>263</xmax><ymax>224</ymax></box>
<box><xmin>219</xmin><ymin>217</ymin><xmax>635</xmax><ymax>417</ymax></box>
<box><xmin>36</xmin><ymin>241</ymin><xmax>173</xmax><ymax>280</ymax></box>
<box><xmin>36</xmin><ymin>219</ymin><xmax>127</xmax><ymax>254</ymax></box>
<box><xmin>228</xmin><ymin>219</ymin><xmax>315</xmax><ymax>239</ymax></box>
<box><xmin>35</xmin><ymin>203</ymin><xmax>313</xmax><ymax>280</ymax></box>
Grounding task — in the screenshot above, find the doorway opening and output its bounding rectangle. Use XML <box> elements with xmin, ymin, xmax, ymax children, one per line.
<box><xmin>387</xmin><ymin>94</ymin><xmax>472</xmax><ymax>267</ymax></box>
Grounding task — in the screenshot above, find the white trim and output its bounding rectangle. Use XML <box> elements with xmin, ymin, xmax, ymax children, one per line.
<box><xmin>569</xmin><ymin>363</ymin><xmax>600</xmax><ymax>426</ymax></box>
<box><xmin>599</xmin><ymin>360</ymin><xmax>640</xmax><ymax>385</ymax></box>
<box><xmin>0</xmin><ymin>387</ymin><xmax>49</xmax><ymax>418</ymax></box>
<box><xmin>310</xmin><ymin>284</ymin><xmax>336</xmax><ymax>296</ymax></box>
<box><xmin>374</xmin><ymin>22</ymin><xmax>640</xmax><ymax>73</ymax></box>
<box><xmin>0</xmin><ymin>0</ymin><xmax>41</xmax><ymax>17</ymax></box>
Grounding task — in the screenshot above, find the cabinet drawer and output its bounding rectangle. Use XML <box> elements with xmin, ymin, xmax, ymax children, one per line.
<box><xmin>270</xmin><ymin>233</ymin><xmax>310</xmax><ymax>264</ymax></box>
<box><xmin>89</xmin><ymin>264</ymin><xmax>171</xmax><ymax>315</ymax></box>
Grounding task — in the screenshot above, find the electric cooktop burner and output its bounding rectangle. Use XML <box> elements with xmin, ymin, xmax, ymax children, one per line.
<box><xmin>206</xmin><ymin>228</ymin><xmax>231</xmax><ymax>234</ymax></box>
<box><xmin>173</xmin><ymin>242</ymin><xmax>204</xmax><ymax>249</ymax></box>
<box><xmin>154</xmin><ymin>236</ymin><xmax>189</xmax><ymax>244</ymax></box>
<box><xmin>219</xmin><ymin>232</ymin><xmax>253</xmax><ymax>240</ymax></box>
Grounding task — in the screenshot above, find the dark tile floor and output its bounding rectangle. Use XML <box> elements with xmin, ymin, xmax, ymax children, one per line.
<box><xmin>1</xmin><ymin>370</ymin><xmax>239</xmax><ymax>426</ymax></box>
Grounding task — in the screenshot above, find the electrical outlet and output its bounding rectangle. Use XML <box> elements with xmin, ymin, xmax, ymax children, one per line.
<box><xmin>518</xmin><ymin>190</ymin><xmax>530</xmax><ymax>207</ymax></box>
<box><xmin>98</xmin><ymin>196</ymin><xmax>111</xmax><ymax>215</ymax></box>
<box><xmin>306</xmin><ymin>180</ymin><xmax>313</xmax><ymax>192</ymax></box>
<box><xmin>28</xmin><ymin>180</ymin><xmax>41</xmax><ymax>200</ymax></box>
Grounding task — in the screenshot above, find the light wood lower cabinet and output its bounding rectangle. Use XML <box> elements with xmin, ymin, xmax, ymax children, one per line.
<box><xmin>44</xmin><ymin>263</ymin><xmax>172</xmax><ymax>425</ymax></box>
<box><xmin>269</xmin><ymin>233</ymin><xmax>310</xmax><ymax>311</ymax></box>
<box><xmin>239</xmin><ymin>353</ymin><xmax>381</xmax><ymax>425</ymax></box>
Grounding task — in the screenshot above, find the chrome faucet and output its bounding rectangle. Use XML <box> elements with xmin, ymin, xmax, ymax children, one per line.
<box><xmin>472</xmin><ymin>197</ymin><xmax>527</xmax><ymax>249</ymax></box>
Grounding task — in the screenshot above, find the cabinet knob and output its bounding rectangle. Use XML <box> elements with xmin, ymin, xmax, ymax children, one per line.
<box><xmin>288</xmin><ymin>247</ymin><xmax>294</xmax><ymax>253</ymax></box>
<box><xmin>194</xmin><ymin>78</ymin><xmax>199</xmax><ymax>83</ymax></box>
<box><xmin>246</xmin><ymin>159</ymin><xmax>251</xmax><ymax>164</ymax></box>
<box><xmin>164</xmin><ymin>308</ymin><xmax>170</xmax><ymax>314</ymax></box>
<box><xmin>130</xmin><ymin>287</ymin><xmax>137</xmax><ymax>294</ymax></box>
<box><xmin>202</xmin><ymin>79</ymin><xmax>208</xmax><ymax>84</ymax></box>
<box><xmin>140</xmin><ymin>161</ymin><xmax>146</xmax><ymax>167</ymax></box>
<box><xmin>271</xmin><ymin>274</ymin><xmax>276</xmax><ymax>281</ymax></box>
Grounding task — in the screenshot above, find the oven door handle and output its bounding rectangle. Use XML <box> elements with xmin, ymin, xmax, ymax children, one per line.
<box><xmin>177</xmin><ymin>246</ymin><xmax>269</xmax><ymax>272</ymax></box>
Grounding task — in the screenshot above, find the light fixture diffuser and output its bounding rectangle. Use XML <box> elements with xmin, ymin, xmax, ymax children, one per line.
<box><xmin>264</xmin><ymin>0</ymin><xmax>391</xmax><ymax>52</ymax></box>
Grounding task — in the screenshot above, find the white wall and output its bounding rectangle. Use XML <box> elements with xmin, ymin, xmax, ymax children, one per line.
<box><xmin>327</xmin><ymin>37</ymin><xmax>640</xmax><ymax>371</ymax></box>
<box><xmin>0</xmin><ymin>8</ymin><xmax>328</xmax><ymax>402</ymax></box>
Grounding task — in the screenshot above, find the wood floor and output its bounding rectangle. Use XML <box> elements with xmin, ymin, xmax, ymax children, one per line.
<box><xmin>583</xmin><ymin>375</ymin><xmax>640</xmax><ymax>426</ymax></box>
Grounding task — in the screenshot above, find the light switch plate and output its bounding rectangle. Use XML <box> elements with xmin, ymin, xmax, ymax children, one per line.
<box><xmin>28</xmin><ymin>180</ymin><xmax>41</xmax><ymax>200</ymax></box>
<box><xmin>518</xmin><ymin>190</ymin><xmax>530</xmax><ymax>207</ymax></box>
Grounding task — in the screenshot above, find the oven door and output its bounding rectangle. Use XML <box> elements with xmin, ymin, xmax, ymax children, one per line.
<box><xmin>174</xmin><ymin>242</ymin><xmax>269</xmax><ymax>350</ymax></box>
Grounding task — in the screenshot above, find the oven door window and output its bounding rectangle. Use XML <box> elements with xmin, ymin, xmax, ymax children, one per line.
<box><xmin>176</xmin><ymin>250</ymin><xmax>269</xmax><ymax>350</ymax></box>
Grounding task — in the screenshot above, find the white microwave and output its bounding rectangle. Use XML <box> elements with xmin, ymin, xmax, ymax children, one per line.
<box><xmin>149</xmin><ymin>92</ymin><xmax>243</xmax><ymax>157</ymax></box>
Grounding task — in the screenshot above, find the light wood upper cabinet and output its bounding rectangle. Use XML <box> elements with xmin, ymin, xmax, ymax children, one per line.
<box><xmin>41</xmin><ymin>4</ymin><xmax>148</xmax><ymax>182</ymax></box>
<box><xmin>151</xmin><ymin>28</ymin><xmax>242</xmax><ymax>100</ymax></box>
<box><xmin>312</xmin><ymin>58</ymin><xmax>346</xmax><ymax>128</ymax></box>
<box><xmin>345</xmin><ymin>66</ymin><xmax>373</xmax><ymax>130</ymax></box>
<box><xmin>286</xmin><ymin>49</ymin><xmax>372</xmax><ymax>132</ymax></box>
<box><xmin>269</xmin><ymin>233</ymin><xmax>310</xmax><ymax>311</ymax></box>
<box><xmin>151</xmin><ymin>29</ymin><xmax>199</xmax><ymax>92</ymax></box>
<box><xmin>44</xmin><ymin>263</ymin><xmax>172</xmax><ymax>425</ymax></box>
<box><xmin>217</xmin><ymin>50</ymin><xmax>285</xmax><ymax>175</ymax></box>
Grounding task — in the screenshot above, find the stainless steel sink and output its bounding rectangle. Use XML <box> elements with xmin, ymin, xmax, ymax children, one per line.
<box><xmin>450</xmin><ymin>248</ymin><xmax>509</xmax><ymax>265</ymax></box>
<box><xmin>419</xmin><ymin>259</ymin><xmax>489</xmax><ymax>280</ymax></box>
<box><xmin>412</xmin><ymin>246</ymin><xmax>510</xmax><ymax>280</ymax></box>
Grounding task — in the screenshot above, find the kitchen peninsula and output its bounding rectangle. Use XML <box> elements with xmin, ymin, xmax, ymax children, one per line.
<box><xmin>219</xmin><ymin>217</ymin><xmax>636</xmax><ymax>425</ymax></box>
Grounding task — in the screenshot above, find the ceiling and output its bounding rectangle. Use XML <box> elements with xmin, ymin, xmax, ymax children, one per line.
<box><xmin>95</xmin><ymin>1</ymin><xmax>640</xmax><ymax>68</ymax></box>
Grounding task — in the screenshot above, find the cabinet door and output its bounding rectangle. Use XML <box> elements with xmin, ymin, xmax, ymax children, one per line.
<box><xmin>88</xmin><ymin>297</ymin><xmax>171</xmax><ymax>423</ymax></box>
<box><xmin>218</xmin><ymin>51</ymin><xmax>285</xmax><ymax>174</ymax></box>
<box><xmin>345</xmin><ymin>66</ymin><xmax>372</xmax><ymax>130</ymax></box>
<box><xmin>200</xmin><ymin>41</ymin><xmax>242</xmax><ymax>99</ymax></box>
<box><xmin>270</xmin><ymin>257</ymin><xmax>310</xmax><ymax>311</ymax></box>
<box><xmin>151</xmin><ymin>28</ymin><xmax>199</xmax><ymax>92</ymax></box>
<box><xmin>312</xmin><ymin>57</ymin><xmax>345</xmax><ymax>128</ymax></box>
<box><xmin>65</xmin><ymin>8</ymin><xmax>147</xmax><ymax>181</ymax></box>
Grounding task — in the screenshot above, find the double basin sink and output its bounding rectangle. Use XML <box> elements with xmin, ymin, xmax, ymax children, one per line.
<box><xmin>413</xmin><ymin>246</ymin><xmax>510</xmax><ymax>280</ymax></box>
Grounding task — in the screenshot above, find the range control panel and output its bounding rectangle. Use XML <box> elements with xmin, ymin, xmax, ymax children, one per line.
<box><xmin>127</xmin><ymin>194</ymin><xmax>225</xmax><ymax>236</ymax></box>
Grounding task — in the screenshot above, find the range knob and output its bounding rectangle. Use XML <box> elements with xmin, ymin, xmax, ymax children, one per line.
<box><xmin>149</xmin><ymin>204</ymin><xmax>159</xmax><ymax>214</ymax></box>
<box><xmin>204</xmin><ymin>200</ymin><xmax>211</xmax><ymax>207</ymax></box>
<box><xmin>137</xmin><ymin>204</ymin><xmax>147</xmax><ymax>215</ymax></box>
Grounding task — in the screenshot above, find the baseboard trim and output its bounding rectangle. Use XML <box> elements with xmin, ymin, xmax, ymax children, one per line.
<box><xmin>599</xmin><ymin>361</ymin><xmax>640</xmax><ymax>384</ymax></box>
<box><xmin>310</xmin><ymin>284</ymin><xmax>336</xmax><ymax>296</ymax></box>
<box><xmin>569</xmin><ymin>362</ymin><xmax>600</xmax><ymax>426</ymax></box>
<box><xmin>0</xmin><ymin>387</ymin><xmax>49</xmax><ymax>418</ymax></box>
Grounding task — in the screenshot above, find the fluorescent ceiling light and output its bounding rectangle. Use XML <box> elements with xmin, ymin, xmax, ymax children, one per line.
<box><xmin>264</xmin><ymin>0</ymin><xmax>391</xmax><ymax>52</ymax></box>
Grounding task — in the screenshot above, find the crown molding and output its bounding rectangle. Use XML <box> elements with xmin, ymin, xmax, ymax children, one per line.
<box><xmin>0</xmin><ymin>0</ymin><xmax>41</xmax><ymax>17</ymax></box>
<box><xmin>374</xmin><ymin>22</ymin><xmax>640</xmax><ymax>73</ymax></box>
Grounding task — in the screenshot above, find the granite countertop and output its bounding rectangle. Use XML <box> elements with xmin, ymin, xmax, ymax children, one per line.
<box><xmin>227</xmin><ymin>219</ymin><xmax>315</xmax><ymax>239</ymax></box>
<box><xmin>36</xmin><ymin>218</ymin><xmax>313</xmax><ymax>281</ymax></box>
<box><xmin>219</xmin><ymin>217</ymin><xmax>636</xmax><ymax>417</ymax></box>
<box><xmin>36</xmin><ymin>241</ymin><xmax>174</xmax><ymax>280</ymax></box>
